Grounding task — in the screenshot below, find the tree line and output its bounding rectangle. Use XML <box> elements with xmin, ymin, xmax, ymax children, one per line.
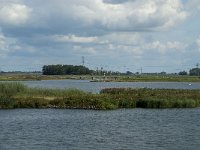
<box><xmin>179</xmin><ymin>68</ymin><xmax>200</xmax><ymax>76</ymax></box>
<box><xmin>42</xmin><ymin>64</ymin><xmax>122</xmax><ymax>75</ymax></box>
<box><xmin>189</xmin><ymin>68</ymin><xmax>200</xmax><ymax>76</ymax></box>
<box><xmin>42</xmin><ymin>65</ymin><xmax>200</xmax><ymax>76</ymax></box>
<box><xmin>42</xmin><ymin>65</ymin><xmax>92</xmax><ymax>75</ymax></box>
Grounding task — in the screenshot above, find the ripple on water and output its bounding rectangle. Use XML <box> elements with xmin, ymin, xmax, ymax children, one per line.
<box><xmin>0</xmin><ymin>108</ymin><xmax>200</xmax><ymax>150</ymax></box>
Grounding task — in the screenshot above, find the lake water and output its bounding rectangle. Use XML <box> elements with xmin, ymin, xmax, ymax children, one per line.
<box><xmin>21</xmin><ymin>80</ymin><xmax>200</xmax><ymax>93</ymax></box>
<box><xmin>0</xmin><ymin>108</ymin><xmax>200</xmax><ymax>150</ymax></box>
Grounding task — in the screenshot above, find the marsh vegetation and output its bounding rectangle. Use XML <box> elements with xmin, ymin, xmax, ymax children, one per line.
<box><xmin>1</xmin><ymin>82</ymin><xmax>200</xmax><ymax>109</ymax></box>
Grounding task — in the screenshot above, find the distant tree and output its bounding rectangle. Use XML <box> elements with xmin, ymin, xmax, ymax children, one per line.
<box><xmin>126</xmin><ymin>71</ymin><xmax>133</xmax><ymax>75</ymax></box>
<box><xmin>179</xmin><ymin>71</ymin><xmax>187</xmax><ymax>75</ymax></box>
<box><xmin>42</xmin><ymin>65</ymin><xmax>92</xmax><ymax>75</ymax></box>
<box><xmin>189</xmin><ymin>68</ymin><xmax>200</xmax><ymax>76</ymax></box>
<box><xmin>160</xmin><ymin>72</ymin><xmax>166</xmax><ymax>75</ymax></box>
<box><xmin>135</xmin><ymin>72</ymin><xmax>140</xmax><ymax>75</ymax></box>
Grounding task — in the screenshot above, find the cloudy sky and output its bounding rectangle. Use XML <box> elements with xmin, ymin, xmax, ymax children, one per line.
<box><xmin>0</xmin><ymin>0</ymin><xmax>200</xmax><ymax>73</ymax></box>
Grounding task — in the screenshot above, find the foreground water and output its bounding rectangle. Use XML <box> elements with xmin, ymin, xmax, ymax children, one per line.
<box><xmin>21</xmin><ymin>80</ymin><xmax>200</xmax><ymax>93</ymax></box>
<box><xmin>0</xmin><ymin>109</ymin><xmax>200</xmax><ymax>150</ymax></box>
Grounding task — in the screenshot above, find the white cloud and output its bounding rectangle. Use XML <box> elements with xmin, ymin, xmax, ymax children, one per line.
<box><xmin>0</xmin><ymin>35</ymin><xmax>6</xmax><ymax>52</ymax></box>
<box><xmin>70</xmin><ymin>0</ymin><xmax>188</xmax><ymax>31</ymax></box>
<box><xmin>144</xmin><ymin>41</ymin><xmax>185</xmax><ymax>54</ymax></box>
<box><xmin>0</xmin><ymin>33</ymin><xmax>15</xmax><ymax>56</ymax></box>
<box><xmin>48</xmin><ymin>32</ymin><xmax>186</xmax><ymax>57</ymax></box>
<box><xmin>102</xmin><ymin>37</ymin><xmax>185</xmax><ymax>56</ymax></box>
<box><xmin>99</xmin><ymin>33</ymin><xmax>144</xmax><ymax>45</ymax></box>
<box><xmin>73</xmin><ymin>45</ymin><xmax>97</xmax><ymax>54</ymax></box>
<box><xmin>53</xmin><ymin>35</ymin><xmax>98</xmax><ymax>43</ymax></box>
<box><xmin>0</xmin><ymin>3</ymin><xmax>32</xmax><ymax>26</ymax></box>
<box><xmin>196</xmin><ymin>36</ymin><xmax>200</xmax><ymax>51</ymax></box>
<box><xmin>186</xmin><ymin>0</ymin><xmax>200</xmax><ymax>11</ymax></box>
<box><xmin>0</xmin><ymin>31</ymin><xmax>28</xmax><ymax>57</ymax></box>
<box><xmin>3</xmin><ymin>0</ymin><xmax>186</xmax><ymax>32</ymax></box>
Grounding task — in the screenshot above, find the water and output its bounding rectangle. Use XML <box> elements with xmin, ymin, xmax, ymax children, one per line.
<box><xmin>21</xmin><ymin>80</ymin><xmax>200</xmax><ymax>93</ymax></box>
<box><xmin>0</xmin><ymin>109</ymin><xmax>200</xmax><ymax>150</ymax></box>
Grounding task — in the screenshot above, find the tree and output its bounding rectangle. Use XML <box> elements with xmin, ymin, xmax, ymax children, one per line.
<box><xmin>179</xmin><ymin>71</ymin><xmax>187</xmax><ymax>75</ymax></box>
<box><xmin>189</xmin><ymin>68</ymin><xmax>200</xmax><ymax>76</ymax></box>
<box><xmin>126</xmin><ymin>71</ymin><xmax>133</xmax><ymax>75</ymax></box>
<box><xmin>42</xmin><ymin>64</ymin><xmax>92</xmax><ymax>75</ymax></box>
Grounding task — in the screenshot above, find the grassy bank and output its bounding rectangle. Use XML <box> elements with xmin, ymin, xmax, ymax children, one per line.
<box><xmin>1</xmin><ymin>82</ymin><xmax>200</xmax><ymax>109</ymax></box>
<box><xmin>116</xmin><ymin>75</ymin><xmax>200</xmax><ymax>82</ymax></box>
<box><xmin>0</xmin><ymin>82</ymin><xmax>117</xmax><ymax>110</ymax></box>
<box><xmin>0</xmin><ymin>74</ymin><xmax>75</xmax><ymax>81</ymax></box>
<box><xmin>101</xmin><ymin>88</ymin><xmax>200</xmax><ymax>108</ymax></box>
<box><xmin>1</xmin><ymin>73</ymin><xmax>200</xmax><ymax>82</ymax></box>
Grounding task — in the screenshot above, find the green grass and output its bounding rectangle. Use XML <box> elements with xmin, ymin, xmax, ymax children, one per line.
<box><xmin>101</xmin><ymin>88</ymin><xmax>200</xmax><ymax>108</ymax></box>
<box><xmin>116</xmin><ymin>75</ymin><xmax>200</xmax><ymax>82</ymax></box>
<box><xmin>1</xmin><ymin>73</ymin><xmax>200</xmax><ymax>82</ymax></box>
<box><xmin>1</xmin><ymin>82</ymin><xmax>200</xmax><ymax>109</ymax></box>
<box><xmin>0</xmin><ymin>74</ymin><xmax>74</xmax><ymax>81</ymax></box>
<box><xmin>0</xmin><ymin>82</ymin><xmax>118</xmax><ymax>109</ymax></box>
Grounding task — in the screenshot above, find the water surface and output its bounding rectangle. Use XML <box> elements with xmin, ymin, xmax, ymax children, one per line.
<box><xmin>21</xmin><ymin>80</ymin><xmax>200</xmax><ymax>93</ymax></box>
<box><xmin>0</xmin><ymin>109</ymin><xmax>200</xmax><ymax>150</ymax></box>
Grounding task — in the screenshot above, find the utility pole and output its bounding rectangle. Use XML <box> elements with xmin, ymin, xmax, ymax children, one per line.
<box><xmin>96</xmin><ymin>67</ymin><xmax>99</xmax><ymax>75</ymax></box>
<box><xmin>140</xmin><ymin>67</ymin><xmax>143</xmax><ymax>74</ymax></box>
<box><xmin>82</xmin><ymin>56</ymin><xmax>85</xmax><ymax>66</ymax></box>
<box><xmin>101</xmin><ymin>67</ymin><xmax>103</xmax><ymax>75</ymax></box>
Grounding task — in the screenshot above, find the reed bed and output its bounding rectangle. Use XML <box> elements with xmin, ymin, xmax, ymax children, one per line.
<box><xmin>1</xmin><ymin>82</ymin><xmax>200</xmax><ymax>109</ymax></box>
<box><xmin>101</xmin><ymin>88</ymin><xmax>200</xmax><ymax>108</ymax></box>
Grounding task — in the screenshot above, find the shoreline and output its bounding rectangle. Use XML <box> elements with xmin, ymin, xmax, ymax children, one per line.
<box><xmin>1</xmin><ymin>74</ymin><xmax>200</xmax><ymax>82</ymax></box>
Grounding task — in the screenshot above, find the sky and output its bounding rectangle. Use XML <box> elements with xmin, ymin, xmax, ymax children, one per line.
<box><xmin>0</xmin><ymin>0</ymin><xmax>200</xmax><ymax>73</ymax></box>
